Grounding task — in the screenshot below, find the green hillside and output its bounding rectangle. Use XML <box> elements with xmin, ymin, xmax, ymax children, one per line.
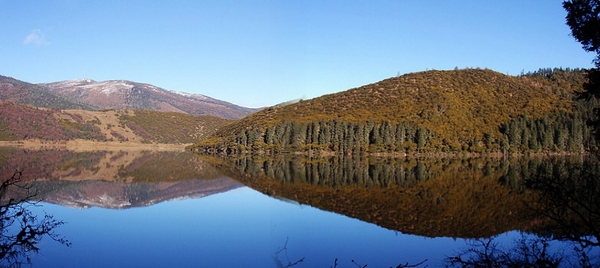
<box><xmin>190</xmin><ymin>68</ymin><xmax>598</xmax><ymax>154</ymax></box>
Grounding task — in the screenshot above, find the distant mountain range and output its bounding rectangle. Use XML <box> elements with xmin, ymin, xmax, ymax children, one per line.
<box><xmin>0</xmin><ymin>75</ymin><xmax>257</xmax><ymax>120</ymax></box>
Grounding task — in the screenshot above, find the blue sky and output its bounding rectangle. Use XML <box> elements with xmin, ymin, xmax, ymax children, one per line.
<box><xmin>0</xmin><ymin>1</ymin><xmax>594</xmax><ymax>108</ymax></box>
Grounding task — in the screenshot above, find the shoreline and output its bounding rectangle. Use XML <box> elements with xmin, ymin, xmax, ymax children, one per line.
<box><xmin>0</xmin><ymin>139</ymin><xmax>189</xmax><ymax>152</ymax></box>
<box><xmin>189</xmin><ymin>148</ymin><xmax>591</xmax><ymax>159</ymax></box>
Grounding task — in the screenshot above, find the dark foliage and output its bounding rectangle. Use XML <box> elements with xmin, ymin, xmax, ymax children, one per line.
<box><xmin>564</xmin><ymin>0</ymin><xmax>600</xmax><ymax>139</ymax></box>
<box><xmin>445</xmin><ymin>236</ymin><xmax>566</xmax><ymax>268</ymax></box>
<box><xmin>564</xmin><ymin>0</ymin><xmax>600</xmax><ymax>58</ymax></box>
<box><xmin>524</xmin><ymin>158</ymin><xmax>600</xmax><ymax>248</ymax></box>
<box><xmin>0</xmin><ymin>170</ymin><xmax>70</xmax><ymax>267</ymax></box>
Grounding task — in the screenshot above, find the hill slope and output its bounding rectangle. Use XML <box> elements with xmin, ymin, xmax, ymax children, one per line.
<box><xmin>191</xmin><ymin>68</ymin><xmax>597</xmax><ymax>154</ymax></box>
<box><xmin>0</xmin><ymin>75</ymin><xmax>95</xmax><ymax>110</ymax></box>
<box><xmin>42</xmin><ymin>79</ymin><xmax>257</xmax><ymax>120</ymax></box>
<box><xmin>0</xmin><ymin>101</ymin><xmax>231</xmax><ymax>144</ymax></box>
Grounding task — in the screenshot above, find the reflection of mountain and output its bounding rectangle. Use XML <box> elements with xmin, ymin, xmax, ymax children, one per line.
<box><xmin>0</xmin><ymin>148</ymin><xmax>221</xmax><ymax>182</ymax></box>
<box><xmin>33</xmin><ymin>178</ymin><xmax>242</xmax><ymax>209</ymax></box>
<box><xmin>203</xmin><ymin>155</ymin><xmax>591</xmax><ymax>239</ymax></box>
<box><xmin>0</xmin><ymin>148</ymin><xmax>242</xmax><ymax>209</ymax></box>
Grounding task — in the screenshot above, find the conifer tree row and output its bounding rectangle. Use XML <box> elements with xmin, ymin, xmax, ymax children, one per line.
<box><xmin>195</xmin><ymin>102</ymin><xmax>597</xmax><ymax>154</ymax></box>
<box><xmin>229</xmin><ymin>154</ymin><xmax>591</xmax><ymax>192</ymax></box>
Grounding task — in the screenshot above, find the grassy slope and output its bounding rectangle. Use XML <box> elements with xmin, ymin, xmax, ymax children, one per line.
<box><xmin>0</xmin><ymin>101</ymin><xmax>231</xmax><ymax>144</ymax></box>
<box><xmin>118</xmin><ymin>110</ymin><xmax>231</xmax><ymax>144</ymax></box>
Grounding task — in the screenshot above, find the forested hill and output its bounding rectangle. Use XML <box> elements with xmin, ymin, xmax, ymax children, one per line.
<box><xmin>190</xmin><ymin>68</ymin><xmax>598</xmax><ymax>154</ymax></box>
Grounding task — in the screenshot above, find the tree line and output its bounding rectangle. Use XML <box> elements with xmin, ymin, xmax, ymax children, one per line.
<box><xmin>228</xmin><ymin>154</ymin><xmax>590</xmax><ymax>191</ymax></box>
<box><xmin>198</xmin><ymin>101</ymin><xmax>598</xmax><ymax>155</ymax></box>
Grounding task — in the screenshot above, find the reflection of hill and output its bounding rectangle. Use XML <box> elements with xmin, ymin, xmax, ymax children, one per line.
<box><xmin>0</xmin><ymin>148</ymin><xmax>223</xmax><ymax>182</ymax></box>
<box><xmin>0</xmin><ymin>148</ymin><xmax>242</xmax><ymax>209</ymax></box>
<box><xmin>33</xmin><ymin>178</ymin><xmax>242</xmax><ymax>209</ymax></box>
<box><xmin>203</xmin><ymin>155</ymin><xmax>582</xmax><ymax>238</ymax></box>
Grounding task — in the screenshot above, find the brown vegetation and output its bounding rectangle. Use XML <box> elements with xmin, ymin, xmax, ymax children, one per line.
<box><xmin>0</xmin><ymin>101</ymin><xmax>231</xmax><ymax>145</ymax></box>
<box><xmin>191</xmin><ymin>68</ymin><xmax>595</xmax><ymax>154</ymax></box>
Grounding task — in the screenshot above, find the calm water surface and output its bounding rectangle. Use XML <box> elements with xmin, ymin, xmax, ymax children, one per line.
<box><xmin>0</xmin><ymin>148</ymin><xmax>597</xmax><ymax>267</ymax></box>
<box><xmin>29</xmin><ymin>186</ymin><xmax>471</xmax><ymax>267</ymax></box>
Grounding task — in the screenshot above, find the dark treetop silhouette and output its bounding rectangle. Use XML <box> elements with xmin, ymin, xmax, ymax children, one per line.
<box><xmin>0</xmin><ymin>170</ymin><xmax>70</xmax><ymax>267</ymax></box>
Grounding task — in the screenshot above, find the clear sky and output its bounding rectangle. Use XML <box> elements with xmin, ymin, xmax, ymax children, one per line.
<box><xmin>0</xmin><ymin>1</ymin><xmax>594</xmax><ymax>108</ymax></box>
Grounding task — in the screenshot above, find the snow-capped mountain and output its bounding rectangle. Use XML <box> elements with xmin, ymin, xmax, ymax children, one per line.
<box><xmin>41</xmin><ymin>79</ymin><xmax>257</xmax><ymax>120</ymax></box>
<box><xmin>0</xmin><ymin>75</ymin><xmax>94</xmax><ymax>110</ymax></box>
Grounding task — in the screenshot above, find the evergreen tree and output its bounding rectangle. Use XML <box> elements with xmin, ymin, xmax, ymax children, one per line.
<box><xmin>564</xmin><ymin>0</ymin><xmax>600</xmax><ymax>140</ymax></box>
<box><xmin>416</xmin><ymin>127</ymin><xmax>427</xmax><ymax>149</ymax></box>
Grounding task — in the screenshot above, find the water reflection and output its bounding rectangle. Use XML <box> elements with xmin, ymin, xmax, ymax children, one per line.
<box><xmin>0</xmin><ymin>148</ymin><xmax>242</xmax><ymax>209</ymax></box>
<box><xmin>201</xmin><ymin>154</ymin><xmax>600</xmax><ymax>266</ymax></box>
<box><xmin>2</xmin><ymin>147</ymin><xmax>599</xmax><ymax>266</ymax></box>
<box><xmin>0</xmin><ymin>170</ymin><xmax>70</xmax><ymax>267</ymax></box>
<box><xmin>204</xmin><ymin>155</ymin><xmax>549</xmax><ymax>238</ymax></box>
<box><xmin>524</xmin><ymin>158</ymin><xmax>600</xmax><ymax>248</ymax></box>
<box><xmin>0</xmin><ymin>147</ymin><xmax>225</xmax><ymax>183</ymax></box>
<box><xmin>446</xmin><ymin>234</ymin><xmax>598</xmax><ymax>267</ymax></box>
<box><xmin>0</xmin><ymin>148</ymin><xmax>247</xmax><ymax>266</ymax></box>
<box><xmin>272</xmin><ymin>238</ymin><xmax>305</xmax><ymax>268</ymax></box>
<box><xmin>446</xmin><ymin>235</ymin><xmax>565</xmax><ymax>267</ymax></box>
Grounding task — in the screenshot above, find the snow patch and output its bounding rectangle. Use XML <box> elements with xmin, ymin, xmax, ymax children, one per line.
<box><xmin>146</xmin><ymin>85</ymin><xmax>161</xmax><ymax>92</ymax></box>
<box><xmin>79</xmin><ymin>81</ymin><xmax>134</xmax><ymax>95</ymax></box>
<box><xmin>53</xmin><ymin>78</ymin><xmax>95</xmax><ymax>88</ymax></box>
<box><xmin>170</xmin><ymin>90</ymin><xmax>209</xmax><ymax>100</ymax></box>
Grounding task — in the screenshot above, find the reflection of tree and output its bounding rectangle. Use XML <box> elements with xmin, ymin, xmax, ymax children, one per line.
<box><xmin>272</xmin><ymin>238</ymin><xmax>304</xmax><ymax>268</ymax></box>
<box><xmin>445</xmin><ymin>235</ymin><xmax>569</xmax><ymax>267</ymax></box>
<box><xmin>524</xmin><ymin>159</ymin><xmax>600</xmax><ymax>248</ymax></box>
<box><xmin>209</xmin><ymin>154</ymin><xmax>543</xmax><ymax>238</ymax></box>
<box><xmin>273</xmin><ymin>237</ymin><xmax>427</xmax><ymax>268</ymax></box>
<box><xmin>446</xmin><ymin>158</ymin><xmax>600</xmax><ymax>267</ymax></box>
<box><xmin>0</xmin><ymin>170</ymin><xmax>70</xmax><ymax>267</ymax></box>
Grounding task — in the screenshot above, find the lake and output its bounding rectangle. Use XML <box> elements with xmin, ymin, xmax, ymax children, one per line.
<box><xmin>0</xmin><ymin>147</ymin><xmax>598</xmax><ymax>267</ymax></box>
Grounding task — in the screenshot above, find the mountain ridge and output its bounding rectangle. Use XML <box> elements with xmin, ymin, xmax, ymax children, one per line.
<box><xmin>0</xmin><ymin>75</ymin><xmax>96</xmax><ymax>110</ymax></box>
<box><xmin>41</xmin><ymin>78</ymin><xmax>258</xmax><ymax>120</ymax></box>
